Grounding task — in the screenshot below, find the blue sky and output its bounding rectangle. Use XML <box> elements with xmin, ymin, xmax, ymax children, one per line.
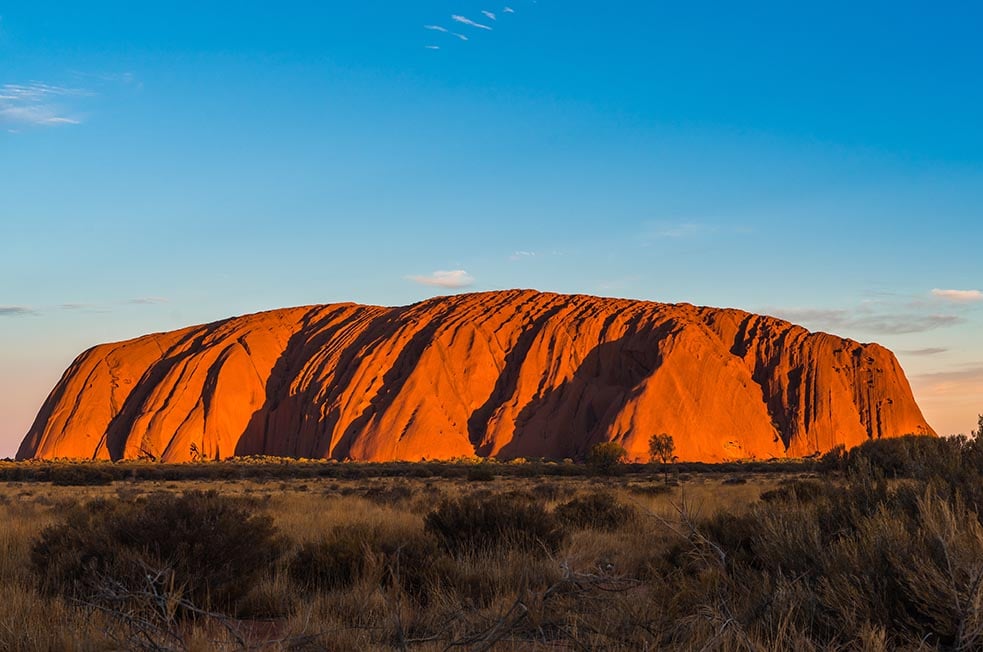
<box><xmin>2</xmin><ymin>1</ymin><xmax>981</xmax><ymax>455</ymax></box>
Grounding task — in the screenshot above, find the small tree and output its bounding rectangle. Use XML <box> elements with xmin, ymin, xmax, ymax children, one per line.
<box><xmin>975</xmin><ymin>414</ymin><xmax>983</xmax><ymax>439</ymax></box>
<box><xmin>587</xmin><ymin>442</ymin><xmax>628</xmax><ymax>476</ymax></box>
<box><xmin>648</xmin><ymin>433</ymin><xmax>676</xmax><ymax>484</ymax></box>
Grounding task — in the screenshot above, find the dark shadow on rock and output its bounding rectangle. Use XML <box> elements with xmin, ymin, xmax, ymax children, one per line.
<box><xmin>467</xmin><ymin>303</ymin><xmax>567</xmax><ymax>454</ymax></box>
<box><xmin>492</xmin><ymin>318</ymin><xmax>678</xmax><ymax>460</ymax></box>
<box><xmin>103</xmin><ymin>321</ymin><xmax>231</xmax><ymax>460</ymax></box>
<box><xmin>235</xmin><ymin>304</ymin><xmax>391</xmax><ymax>458</ymax></box>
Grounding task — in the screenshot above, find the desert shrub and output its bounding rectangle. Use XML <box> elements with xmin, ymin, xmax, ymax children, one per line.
<box><xmin>555</xmin><ymin>492</ymin><xmax>636</xmax><ymax>530</ymax></box>
<box><xmin>626</xmin><ymin>482</ymin><xmax>672</xmax><ymax>496</ymax></box>
<box><xmin>31</xmin><ymin>490</ymin><xmax>284</xmax><ymax>614</ymax></box>
<box><xmin>289</xmin><ymin>523</ymin><xmax>439</xmax><ymax>600</ymax></box>
<box><xmin>529</xmin><ymin>481</ymin><xmax>576</xmax><ymax>501</ymax></box>
<box><xmin>664</xmin><ymin>471</ymin><xmax>983</xmax><ymax>649</ymax></box>
<box><xmin>466</xmin><ymin>463</ymin><xmax>496</xmax><ymax>482</ymax></box>
<box><xmin>290</xmin><ymin>524</ymin><xmax>371</xmax><ymax>591</ymax></box>
<box><xmin>846</xmin><ymin>435</ymin><xmax>964</xmax><ymax>481</ymax></box>
<box><xmin>48</xmin><ymin>465</ymin><xmax>115</xmax><ymax>486</ymax></box>
<box><xmin>424</xmin><ymin>493</ymin><xmax>566</xmax><ymax>555</ymax></box>
<box><xmin>759</xmin><ymin>478</ymin><xmax>828</xmax><ymax>503</ymax></box>
<box><xmin>586</xmin><ymin>442</ymin><xmax>628</xmax><ymax>475</ymax></box>
<box><xmin>817</xmin><ymin>443</ymin><xmax>847</xmax><ymax>473</ymax></box>
<box><xmin>361</xmin><ymin>482</ymin><xmax>416</xmax><ymax>505</ymax></box>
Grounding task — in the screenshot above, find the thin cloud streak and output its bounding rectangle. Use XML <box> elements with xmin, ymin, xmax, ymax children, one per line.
<box><xmin>407</xmin><ymin>270</ymin><xmax>475</xmax><ymax>288</ymax></box>
<box><xmin>901</xmin><ymin>347</ymin><xmax>948</xmax><ymax>356</ymax></box>
<box><xmin>932</xmin><ymin>288</ymin><xmax>983</xmax><ymax>303</ymax></box>
<box><xmin>482</xmin><ymin>11</ymin><xmax>497</xmax><ymax>20</ymax></box>
<box><xmin>913</xmin><ymin>365</ymin><xmax>983</xmax><ymax>386</ymax></box>
<box><xmin>451</xmin><ymin>15</ymin><xmax>493</xmax><ymax>30</ymax></box>
<box><xmin>770</xmin><ymin>307</ymin><xmax>963</xmax><ymax>335</ymax></box>
<box><xmin>424</xmin><ymin>25</ymin><xmax>448</xmax><ymax>32</ymax></box>
<box><xmin>0</xmin><ymin>82</ymin><xmax>87</xmax><ymax>127</ymax></box>
<box><xmin>0</xmin><ymin>306</ymin><xmax>35</xmax><ymax>317</ymax></box>
<box><xmin>124</xmin><ymin>297</ymin><xmax>168</xmax><ymax>305</ymax></box>
<box><xmin>643</xmin><ymin>221</ymin><xmax>722</xmax><ymax>240</ymax></box>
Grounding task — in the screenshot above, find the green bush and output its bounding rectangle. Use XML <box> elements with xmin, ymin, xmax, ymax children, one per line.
<box><xmin>424</xmin><ymin>493</ymin><xmax>567</xmax><ymax>555</ymax></box>
<box><xmin>586</xmin><ymin>442</ymin><xmax>628</xmax><ymax>475</ymax></box>
<box><xmin>31</xmin><ymin>490</ymin><xmax>284</xmax><ymax>614</ymax></box>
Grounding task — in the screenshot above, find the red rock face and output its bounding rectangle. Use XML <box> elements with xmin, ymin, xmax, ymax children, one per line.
<box><xmin>17</xmin><ymin>290</ymin><xmax>935</xmax><ymax>462</ymax></box>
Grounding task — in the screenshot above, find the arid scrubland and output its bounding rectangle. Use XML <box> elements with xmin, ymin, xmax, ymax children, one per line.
<box><xmin>3</xmin><ymin>436</ymin><xmax>983</xmax><ymax>650</ymax></box>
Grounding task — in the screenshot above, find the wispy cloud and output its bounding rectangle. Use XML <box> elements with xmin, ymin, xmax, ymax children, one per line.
<box><xmin>452</xmin><ymin>32</ymin><xmax>469</xmax><ymax>41</ymax></box>
<box><xmin>425</xmin><ymin>45</ymin><xmax>441</xmax><ymax>50</ymax></box>
<box><xmin>0</xmin><ymin>82</ymin><xmax>88</xmax><ymax>127</ymax></box>
<box><xmin>901</xmin><ymin>347</ymin><xmax>948</xmax><ymax>356</ymax></box>
<box><xmin>910</xmin><ymin>364</ymin><xmax>983</xmax><ymax>417</ymax></box>
<box><xmin>643</xmin><ymin>221</ymin><xmax>719</xmax><ymax>240</ymax></box>
<box><xmin>452</xmin><ymin>15</ymin><xmax>493</xmax><ymax>30</ymax></box>
<box><xmin>424</xmin><ymin>24</ymin><xmax>448</xmax><ymax>32</ymax></box>
<box><xmin>931</xmin><ymin>288</ymin><xmax>983</xmax><ymax>303</ymax></box>
<box><xmin>504</xmin><ymin>6</ymin><xmax>515</xmax><ymax>13</ymax></box>
<box><xmin>124</xmin><ymin>296</ymin><xmax>168</xmax><ymax>305</ymax></box>
<box><xmin>0</xmin><ymin>305</ymin><xmax>36</xmax><ymax>317</ymax></box>
<box><xmin>595</xmin><ymin>275</ymin><xmax>642</xmax><ymax>291</ymax></box>
<box><xmin>913</xmin><ymin>365</ymin><xmax>983</xmax><ymax>387</ymax></box>
<box><xmin>482</xmin><ymin>10</ymin><xmax>497</xmax><ymax>21</ymax></box>
<box><xmin>69</xmin><ymin>70</ymin><xmax>138</xmax><ymax>86</ymax></box>
<box><xmin>771</xmin><ymin>307</ymin><xmax>963</xmax><ymax>335</ymax></box>
<box><xmin>407</xmin><ymin>270</ymin><xmax>475</xmax><ymax>288</ymax></box>
<box><xmin>509</xmin><ymin>250</ymin><xmax>536</xmax><ymax>261</ymax></box>
<box><xmin>60</xmin><ymin>302</ymin><xmax>113</xmax><ymax>314</ymax></box>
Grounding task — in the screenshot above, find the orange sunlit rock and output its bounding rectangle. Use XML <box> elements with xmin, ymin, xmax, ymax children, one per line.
<box><xmin>16</xmin><ymin>290</ymin><xmax>935</xmax><ymax>462</ymax></box>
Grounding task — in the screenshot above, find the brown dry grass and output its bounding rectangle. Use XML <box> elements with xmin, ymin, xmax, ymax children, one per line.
<box><xmin>5</xmin><ymin>443</ymin><xmax>983</xmax><ymax>651</ymax></box>
<box><xmin>0</xmin><ymin>472</ymin><xmax>779</xmax><ymax>651</ymax></box>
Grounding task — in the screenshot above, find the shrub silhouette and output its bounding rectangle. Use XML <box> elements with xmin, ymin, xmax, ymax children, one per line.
<box><xmin>289</xmin><ymin>523</ymin><xmax>438</xmax><ymax>599</ymax></box>
<box><xmin>424</xmin><ymin>493</ymin><xmax>566</xmax><ymax>555</ymax></box>
<box><xmin>31</xmin><ymin>490</ymin><xmax>284</xmax><ymax>614</ymax></box>
<box><xmin>555</xmin><ymin>491</ymin><xmax>636</xmax><ymax>530</ymax></box>
<box><xmin>48</xmin><ymin>465</ymin><xmax>115</xmax><ymax>486</ymax></box>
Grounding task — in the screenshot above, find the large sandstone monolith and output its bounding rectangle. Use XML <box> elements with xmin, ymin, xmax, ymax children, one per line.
<box><xmin>17</xmin><ymin>290</ymin><xmax>934</xmax><ymax>462</ymax></box>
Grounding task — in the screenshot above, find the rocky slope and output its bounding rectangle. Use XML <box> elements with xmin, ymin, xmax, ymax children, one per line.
<box><xmin>17</xmin><ymin>290</ymin><xmax>935</xmax><ymax>462</ymax></box>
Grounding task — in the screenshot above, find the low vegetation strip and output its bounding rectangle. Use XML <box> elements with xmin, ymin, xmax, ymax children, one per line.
<box><xmin>0</xmin><ymin>456</ymin><xmax>817</xmax><ymax>484</ymax></box>
<box><xmin>2</xmin><ymin>434</ymin><xmax>983</xmax><ymax>650</ymax></box>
